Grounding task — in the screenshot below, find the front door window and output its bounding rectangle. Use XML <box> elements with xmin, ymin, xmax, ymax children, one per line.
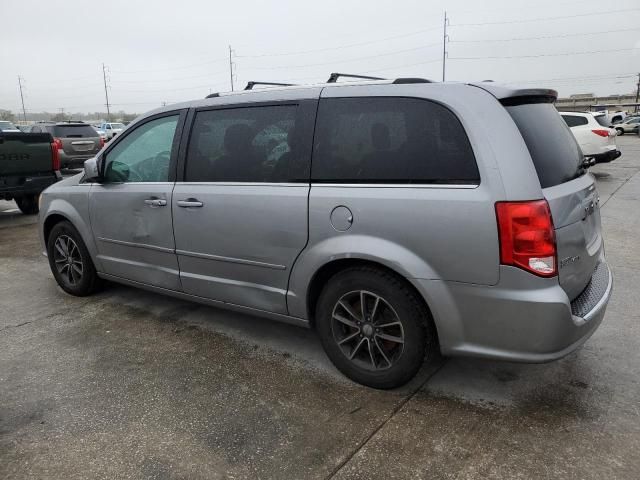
<box><xmin>104</xmin><ymin>115</ymin><xmax>178</xmax><ymax>183</ymax></box>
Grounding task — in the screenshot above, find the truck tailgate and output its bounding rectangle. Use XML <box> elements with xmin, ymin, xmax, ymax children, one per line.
<box><xmin>0</xmin><ymin>133</ymin><xmax>54</xmax><ymax>176</ymax></box>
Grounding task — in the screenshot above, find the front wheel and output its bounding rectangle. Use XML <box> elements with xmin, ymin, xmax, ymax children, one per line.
<box><xmin>15</xmin><ymin>194</ymin><xmax>39</xmax><ymax>215</ymax></box>
<box><xmin>615</xmin><ymin>128</ymin><xmax>624</xmax><ymax>135</ymax></box>
<box><xmin>315</xmin><ymin>266</ymin><xmax>437</xmax><ymax>389</ymax></box>
<box><xmin>47</xmin><ymin>221</ymin><xmax>101</xmax><ymax>296</ymax></box>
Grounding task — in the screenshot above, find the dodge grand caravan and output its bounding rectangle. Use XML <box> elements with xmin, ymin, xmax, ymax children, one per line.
<box><xmin>38</xmin><ymin>78</ymin><xmax>612</xmax><ymax>388</ymax></box>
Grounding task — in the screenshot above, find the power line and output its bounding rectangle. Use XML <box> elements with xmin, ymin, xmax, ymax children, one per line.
<box><xmin>359</xmin><ymin>58</ymin><xmax>442</xmax><ymax>75</ymax></box>
<box><xmin>509</xmin><ymin>73</ymin><xmax>637</xmax><ymax>84</ymax></box>
<box><xmin>450</xmin><ymin>8</ymin><xmax>640</xmax><ymax>26</ymax></box>
<box><xmin>245</xmin><ymin>45</ymin><xmax>442</xmax><ymax>71</ymax></box>
<box><xmin>236</xmin><ymin>25</ymin><xmax>442</xmax><ymax>59</ymax></box>
<box><xmin>449</xmin><ymin>27</ymin><xmax>640</xmax><ymax>43</ymax></box>
<box><xmin>450</xmin><ymin>47</ymin><xmax>638</xmax><ymax>60</ymax></box>
<box><xmin>111</xmin><ymin>70</ymin><xmax>229</xmax><ymax>84</ymax></box>
<box><xmin>111</xmin><ymin>57</ymin><xmax>228</xmax><ymax>74</ymax></box>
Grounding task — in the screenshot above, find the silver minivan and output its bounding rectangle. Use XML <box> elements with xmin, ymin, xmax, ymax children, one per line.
<box><xmin>38</xmin><ymin>79</ymin><xmax>612</xmax><ymax>388</ymax></box>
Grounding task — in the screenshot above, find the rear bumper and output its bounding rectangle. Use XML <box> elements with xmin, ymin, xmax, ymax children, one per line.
<box><xmin>0</xmin><ymin>172</ymin><xmax>62</xmax><ymax>199</ymax></box>
<box><xmin>58</xmin><ymin>151</ymin><xmax>96</xmax><ymax>169</ymax></box>
<box><xmin>591</xmin><ymin>149</ymin><xmax>621</xmax><ymax>164</ymax></box>
<box><xmin>415</xmin><ymin>260</ymin><xmax>612</xmax><ymax>363</ymax></box>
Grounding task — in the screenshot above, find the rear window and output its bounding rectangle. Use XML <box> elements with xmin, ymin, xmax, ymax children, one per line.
<box><xmin>311</xmin><ymin>97</ymin><xmax>479</xmax><ymax>184</ymax></box>
<box><xmin>561</xmin><ymin>115</ymin><xmax>588</xmax><ymax>127</ymax></box>
<box><xmin>506</xmin><ymin>103</ymin><xmax>582</xmax><ymax>188</ymax></box>
<box><xmin>593</xmin><ymin>115</ymin><xmax>610</xmax><ymax>127</ymax></box>
<box><xmin>52</xmin><ymin>125</ymin><xmax>98</xmax><ymax>138</ymax></box>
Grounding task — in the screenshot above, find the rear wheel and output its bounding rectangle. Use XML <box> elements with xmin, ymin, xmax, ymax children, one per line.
<box><xmin>315</xmin><ymin>266</ymin><xmax>437</xmax><ymax>389</ymax></box>
<box><xmin>615</xmin><ymin>127</ymin><xmax>624</xmax><ymax>135</ymax></box>
<box><xmin>47</xmin><ymin>221</ymin><xmax>101</xmax><ymax>296</ymax></box>
<box><xmin>15</xmin><ymin>194</ymin><xmax>39</xmax><ymax>215</ymax></box>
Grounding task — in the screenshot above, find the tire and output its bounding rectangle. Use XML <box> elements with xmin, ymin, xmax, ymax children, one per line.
<box><xmin>315</xmin><ymin>266</ymin><xmax>437</xmax><ymax>389</ymax></box>
<box><xmin>615</xmin><ymin>128</ymin><xmax>624</xmax><ymax>136</ymax></box>
<box><xmin>15</xmin><ymin>195</ymin><xmax>39</xmax><ymax>215</ymax></box>
<box><xmin>46</xmin><ymin>221</ymin><xmax>101</xmax><ymax>296</ymax></box>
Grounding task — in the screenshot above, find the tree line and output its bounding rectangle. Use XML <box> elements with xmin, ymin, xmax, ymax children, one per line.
<box><xmin>0</xmin><ymin>109</ymin><xmax>138</xmax><ymax>123</ymax></box>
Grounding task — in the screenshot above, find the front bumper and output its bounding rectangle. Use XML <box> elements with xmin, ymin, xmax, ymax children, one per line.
<box><xmin>415</xmin><ymin>260</ymin><xmax>612</xmax><ymax>362</ymax></box>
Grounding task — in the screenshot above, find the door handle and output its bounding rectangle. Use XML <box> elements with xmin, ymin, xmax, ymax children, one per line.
<box><xmin>177</xmin><ymin>199</ymin><xmax>204</xmax><ymax>208</ymax></box>
<box><xmin>144</xmin><ymin>198</ymin><xmax>167</xmax><ymax>207</ymax></box>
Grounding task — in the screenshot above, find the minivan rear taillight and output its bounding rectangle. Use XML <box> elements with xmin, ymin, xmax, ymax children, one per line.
<box><xmin>495</xmin><ymin>200</ymin><xmax>557</xmax><ymax>277</ymax></box>
<box><xmin>51</xmin><ymin>141</ymin><xmax>60</xmax><ymax>171</ymax></box>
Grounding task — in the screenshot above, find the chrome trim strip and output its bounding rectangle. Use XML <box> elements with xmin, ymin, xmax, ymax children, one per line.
<box><xmin>310</xmin><ymin>183</ymin><xmax>479</xmax><ymax>189</ymax></box>
<box><xmin>175</xmin><ymin>182</ymin><xmax>307</xmax><ymax>187</ymax></box>
<box><xmin>97</xmin><ymin>237</ymin><xmax>175</xmax><ymax>254</ymax></box>
<box><xmin>176</xmin><ymin>249</ymin><xmax>286</xmax><ymax>270</ymax></box>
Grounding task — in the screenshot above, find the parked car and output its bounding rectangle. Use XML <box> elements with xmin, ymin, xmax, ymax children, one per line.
<box><xmin>39</xmin><ymin>79</ymin><xmax>612</xmax><ymax>388</ymax></box>
<box><xmin>92</xmin><ymin>125</ymin><xmax>108</xmax><ymax>142</ymax></box>
<box><xmin>0</xmin><ymin>131</ymin><xmax>61</xmax><ymax>214</ymax></box>
<box><xmin>99</xmin><ymin>122</ymin><xmax>125</xmax><ymax>140</ymax></box>
<box><xmin>559</xmin><ymin>111</ymin><xmax>621</xmax><ymax>163</ymax></box>
<box><xmin>29</xmin><ymin>121</ymin><xmax>103</xmax><ymax>169</ymax></box>
<box><xmin>613</xmin><ymin>116</ymin><xmax>640</xmax><ymax>135</ymax></box>
<box><xmin>16</xmin><ymin>124</ymin><xmax>32</xmax><ymax>132</ymax></box>
<box><xmin>0</xmin><ymin>121</ymin><xmax>21</xmax><ymax>133</ymax></box>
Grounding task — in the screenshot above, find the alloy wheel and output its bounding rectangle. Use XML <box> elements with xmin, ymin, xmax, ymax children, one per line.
<box><xmin>331</xmin><ymin>290</ymin><xmax>405</xmax><ymax>371</ymax></box>
<box><xmin>53</xmin><ymin>235</ymin><xmax>84</xmax><ymax>286</ymax></box>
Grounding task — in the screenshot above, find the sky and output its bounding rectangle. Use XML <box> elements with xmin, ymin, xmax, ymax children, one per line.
<box><xmin>1</xmin><ymin>0</ymin><xmax>639</xmax><ymax>115</ymax></box>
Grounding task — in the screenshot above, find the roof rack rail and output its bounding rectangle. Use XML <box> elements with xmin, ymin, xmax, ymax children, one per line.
<box><xmin>205</xmin><ymin>92</ymin><xmax>220</xmax><ymax>98</ymax></box>
<box><xmin>327</xmin><ymin>73</ymin><xmax>385</xmax><ymax>83</ymax></box>
<box><xmin>392</xmin><ymin>78</ymin><xmax>434</xmax><ymax>84</ymax></box>
<box><xmin>245</xmin><ymin>81</ymin><xmax>296</xmax><ymax>90</ymax></box>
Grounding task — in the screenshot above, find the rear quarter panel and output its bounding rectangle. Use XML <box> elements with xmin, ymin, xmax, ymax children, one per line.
<box><xmin>287</xmin><ymin>83</ymin><xmax>542</xmax><ymax>319</ymax></box>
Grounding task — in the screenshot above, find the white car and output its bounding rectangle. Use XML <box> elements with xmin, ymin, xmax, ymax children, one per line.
<box><xmin>99</xmin><ymin>122</ymin><xmax>125</xmax><ymax>140</ymax></box>
<box><xmin>559</xmin><ymin>111</ymin><xmax>620</xmax><ymax>163</ymax></box>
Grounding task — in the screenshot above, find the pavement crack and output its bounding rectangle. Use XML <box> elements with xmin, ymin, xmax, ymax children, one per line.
<box><xmin>0</xmin><ymin>320</ymin><xmax>33</xmax><ymax>332</ymax></box>
<box><xmin>325</xmin><ymin>360</ymin><xmax>446</xmax><ymax>480</ymax></box>
<box><xmin>601</xmin><ymin>169</ymin><xmax>640</xmax><ymax>208</ymax></box>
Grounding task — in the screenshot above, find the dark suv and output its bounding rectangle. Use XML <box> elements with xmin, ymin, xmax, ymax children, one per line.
<box><xmin>30</xmin><ymin>122</ymin><xmax>103</xmax><ymax>169</ymax></box>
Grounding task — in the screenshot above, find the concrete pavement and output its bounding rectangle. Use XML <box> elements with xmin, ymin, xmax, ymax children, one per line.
<box><xmin>1</xmin><ymin>137</ymin><xmax>639</xmax><ymax>479</ymax></box>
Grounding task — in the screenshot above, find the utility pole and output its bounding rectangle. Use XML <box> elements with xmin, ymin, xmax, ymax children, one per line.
<box><xmin>102</xmin><ymin>63</ymin><xmax>111</xmax><ymax>121</ymax></box>
<box><xmin>442</xmin><ymin>11</ymin><xmax>449</xmax><ymax>82</ymax></box>
<box><xmin>17</xmin><ymin>76</ymin><xmax>27</xmax><ymax>122</ymax></box>
<box><xmin>229</xmin><ymin>45</ymin><xmax>235</xmax><ymax>91</ymax></box>
<box><xmin>635</xmin><ymin>73</ymin><xmax>640</xmax><ymax>113</ymax></box>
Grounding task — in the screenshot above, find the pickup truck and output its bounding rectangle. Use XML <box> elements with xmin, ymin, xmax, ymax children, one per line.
<box><xmin>0</xmin><ymin>132</ymin><xmax>62</xmax><ymax>214</ymax></box>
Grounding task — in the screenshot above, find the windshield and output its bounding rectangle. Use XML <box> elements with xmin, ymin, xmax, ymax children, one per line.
<box><xmin>506</xmin><ymin>103</ymin><xmax>583</xmax><ymax>188</ymax></box>
<box><xmin>0</xmin><ymin>121</ymin><xmax>17</xmax><ymax>130</ymax></box>
<box><xmin>111</xmin><ymin>123</ymin><xmax>125</xmax><ymax>129</ymax></box>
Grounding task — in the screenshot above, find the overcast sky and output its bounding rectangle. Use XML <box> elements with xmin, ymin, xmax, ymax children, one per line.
<box><xmin>1</xmin><ymin>0</ymin><xmax>639</xmax><ymax>114</ymax></box>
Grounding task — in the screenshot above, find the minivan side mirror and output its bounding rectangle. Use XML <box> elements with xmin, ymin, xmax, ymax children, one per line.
<box><xmin>83</xmin><ymin>156</ymin><xmax>102</xmax><ymax>182</ymax></box>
